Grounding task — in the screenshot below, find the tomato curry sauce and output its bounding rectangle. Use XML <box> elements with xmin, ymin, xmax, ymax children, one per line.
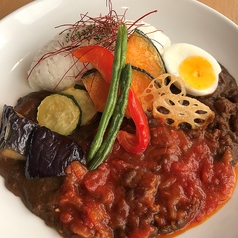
<box><xmin>58</xmin><ymin>121</ymin><xmax>236</xmax><ymax>237</ymax></box>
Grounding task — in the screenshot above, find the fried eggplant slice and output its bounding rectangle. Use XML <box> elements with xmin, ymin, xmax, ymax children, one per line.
<box><xmin>25</xmin><ymin>126</ymin><xmax>86</xmax><ymax>178</ymax></box>
<box><xmin>0</xmin><ymin>105</ymin><xmax>38</xmax><ymax>159</ymax></box>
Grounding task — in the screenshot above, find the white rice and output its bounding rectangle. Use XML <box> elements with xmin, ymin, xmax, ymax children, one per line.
<box><xmin>27</xmin><ymin>31</ymin><xmax>90</xmax><ymax>92</ymax></box>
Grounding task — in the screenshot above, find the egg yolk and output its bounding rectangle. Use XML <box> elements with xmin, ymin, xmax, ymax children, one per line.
<box><xmin>178</xmin><ymin>56</ymin><xmax>216</xmax><ymax>90</ymax></box>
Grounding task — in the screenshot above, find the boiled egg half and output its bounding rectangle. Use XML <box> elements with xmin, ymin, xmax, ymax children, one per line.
<box><xmin>162</xmin><ymin>43</ymin><xmax>221</xmax><ymax>96</ymax></box>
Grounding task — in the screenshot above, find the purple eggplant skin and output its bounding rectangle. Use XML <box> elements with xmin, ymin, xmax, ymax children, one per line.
<box><xmin>25</xmin><ymin>126</ymin><xmax>86</xmax><ymax>178</ymax></box>
<box><xmin>0</xmin><ymin>105</ymin><xmax>38</xmax><ymax>157</ymax></box>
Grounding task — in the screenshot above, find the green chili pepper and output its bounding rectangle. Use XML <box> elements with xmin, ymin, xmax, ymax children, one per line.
<box><xmin>87</xmin><ymin>24</ymin><xmax>128</xmax><ymax>162</ymax></box>
<box><xmin>88</xmin><ymin>63</ymin><xmax>132</xmax><ymax>170</ymax></box>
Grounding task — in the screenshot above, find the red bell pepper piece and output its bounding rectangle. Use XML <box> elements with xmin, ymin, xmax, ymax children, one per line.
<box><xmin>117</xmin><ymin>88</ymin><xmax>150</xmax><ymax>154</ymax></box>
<box><xmin>73</xmin><ymin>46</ymin><xmax>113</xmax><ymax>85</ymax></box>
<box><xmin>73</xmin><ymin>46</ymin><xmax>150</xmax><ymax>154</ymax></box>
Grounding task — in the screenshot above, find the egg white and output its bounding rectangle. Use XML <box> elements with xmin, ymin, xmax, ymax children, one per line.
<box><xmin>162</xmin><ymin>43</ymin><xmax>221</xmax><ymax>96</ymax></box>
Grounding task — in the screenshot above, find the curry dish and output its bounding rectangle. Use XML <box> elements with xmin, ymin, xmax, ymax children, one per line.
<box><xmin>0</xmin><ymin>65</ymin><xmax>238</xmax><ymax>237</ymax></box>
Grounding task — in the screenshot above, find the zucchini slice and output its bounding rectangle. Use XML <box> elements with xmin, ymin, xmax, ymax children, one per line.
<box><xmin>62</xmin><ymin>86</ymin><xmax>97</xmax><ymax>126</ymax></box>
<box><xmin>126</xmin><ymin>29</ymin><xmax>166</xmax><ymax>78</ymax></box>
<box><xmin>37</xmin><ymin>94</ymin><xmax>81</xmax><ymax>136</ymax></box>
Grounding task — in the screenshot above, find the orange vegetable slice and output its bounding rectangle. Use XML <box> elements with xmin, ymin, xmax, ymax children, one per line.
<box><xmin>126</xmin><ymin>29</ymin><xmax>166</xmax><ymax>78</ymax></box>
<box><xmin>82</xmin><ymin>67</ymin><xmax>153</xmax><ymax>113</ymax></box>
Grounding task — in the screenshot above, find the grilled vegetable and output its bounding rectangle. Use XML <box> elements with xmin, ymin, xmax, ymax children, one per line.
<box><xmin>126</xmin><ymin>29</ymin><xmax>166</xmax><ymax>78</ymax></box>
<box><xmin>82</xmin><ymin>66</ymin><xmax>153</xmax><ymax>113</ymax></box>
<box><xmin>88</xmin><ymin>63</ymin><xmax>132</xmax><ymax>170</ymax></box>
<box><xmin>73</xmin><ymin>24</ymin><xmax>150</xmax><ymax>158</ymax></box>
<box><xmin>37</xmin><ymin>94</ymin><xmax>81</xmax><ymax>136</ymax></box>
<box><xmin>130</xmin><ymin>66</ymin><xmax>154</xmax><ymax>97</ymax></box>
<box><xmin>25</xmin><ymin>126</ymin><xmax>85</xmax><ymax>178</ymax></box>
<box><xmin>62</xmin><ymin>85</ymin><xmax>97</xmax><ymax>126</ymax></box>
<box><xmin>0</xmin><ymin>105</ymin><xmax>38</xmax><ymax>160</ymax></box>
<box><xmin>0</xmin><ymin>105</ymin><xmax>86</xmax><ymax>178</ymax></box>
<box><xmin>77</xmin><ymin>24</ymin><xmax>128</xmax><ymax>163</ymax></box>
<box><xmin>82</xmin><ymin>69</ymin><xmax>109</xmax><ymax>113</ymax></box>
